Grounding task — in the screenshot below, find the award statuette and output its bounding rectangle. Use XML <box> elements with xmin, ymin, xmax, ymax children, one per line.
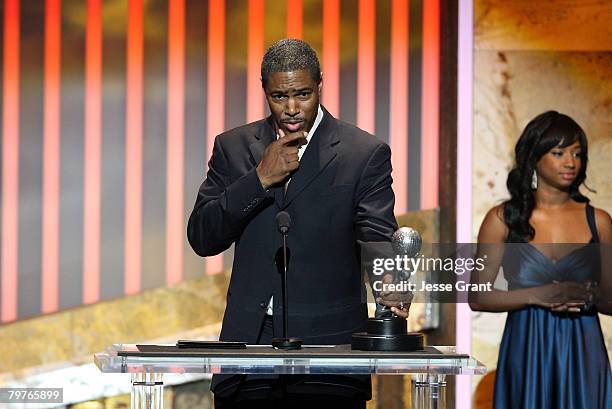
<box><xmin>351</xmin><ymin>227</ymin><xmax>425</xmax><ymax>351</ymax></box>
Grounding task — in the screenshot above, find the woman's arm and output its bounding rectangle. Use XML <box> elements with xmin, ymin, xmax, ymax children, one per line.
<box><xmin>469</xmin><ymin>205</ymin><xmax>589</xmax><ymax>312</ymax></box>
<box><xmin>595</xmin><ymin>208</ymin><xmax>612</xmax><ymax>315</ymax></box>
<box><xmin>470</xmin><ymin>206</ymin><xmax>533</xmax><ymax>311</ymax></box>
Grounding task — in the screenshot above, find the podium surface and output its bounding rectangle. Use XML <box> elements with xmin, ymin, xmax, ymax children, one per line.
<box><xmin>95</xmin><ymin>344</ymin><xmax>485</xmax><ymax>408</ymax></box>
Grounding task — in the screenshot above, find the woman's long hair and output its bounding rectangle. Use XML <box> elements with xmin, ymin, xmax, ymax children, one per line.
<box><xmin>503</xmin><ymin>111</ymin><xmax>590</xmax><ymax>242</ymax></box>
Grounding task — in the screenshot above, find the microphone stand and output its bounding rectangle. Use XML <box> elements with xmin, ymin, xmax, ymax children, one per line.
<box><xmin>272</xmin><ymin>211</ymin><xmax>302</xmax><ymax>350</ymax></box>
<box><xmin>282</xmin><ymin>233</ymin><xmax>289</xmax><ymax>340</ymax></box>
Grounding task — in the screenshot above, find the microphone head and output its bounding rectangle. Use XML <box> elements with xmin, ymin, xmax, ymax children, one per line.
<box><xmin>392</xmin><ymin>227</ymin><xmax>422</xmax><ymax>257</ymax></box>
<box><xmin>276</xmin><ymin>211</ymin><xmax>291</xmax><ymax>234</ymax></box>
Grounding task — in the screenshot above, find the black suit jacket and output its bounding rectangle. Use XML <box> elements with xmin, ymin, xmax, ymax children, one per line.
<box><xmin>187</xmin><ymin>107</ymin><xmax>398</xmax><ymax>397</ymax></box>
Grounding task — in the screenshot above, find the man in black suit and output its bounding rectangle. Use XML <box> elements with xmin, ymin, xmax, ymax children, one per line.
<box><xmin>188</xmin><ymin>39</ymin><xmax>405</xmax><ymax>409</ymax></box>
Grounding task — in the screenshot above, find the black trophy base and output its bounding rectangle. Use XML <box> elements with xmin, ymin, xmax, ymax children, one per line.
<box><xmin>272</xmin><ymin>337</ymin><xmax>303</xmax><ymax>350</ymax></box>
<box><xmin>351</xmin><ymin>332</ymin><xmax>424</xmax><ymax>351</ymax></box>
<box><xmin>351</xmin><ymin>316</ymin><xmax>424</xmax><ymax>351</ymax></box>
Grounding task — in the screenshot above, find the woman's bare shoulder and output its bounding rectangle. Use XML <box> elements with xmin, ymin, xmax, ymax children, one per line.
<box><xmin>478</xmin><ymin>204</ymin><xmax>508</xmax><ymax>243</ymax></box>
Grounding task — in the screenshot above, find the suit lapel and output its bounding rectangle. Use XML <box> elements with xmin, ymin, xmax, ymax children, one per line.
<box><xmin>248</xmin><ymin>116</ymin><xmax>274</xmax><ymax>166</ymax></box>
<box><xmin>282</xmin><ymin>109</ymin><xmax>339</xmax><ymax>209</ymax></box>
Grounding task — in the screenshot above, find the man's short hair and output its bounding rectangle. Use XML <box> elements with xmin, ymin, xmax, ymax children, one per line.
<box><xmin>261</xmin><ymin>39</ymin><xmax>322</xmax><ymax>87</ymax></box>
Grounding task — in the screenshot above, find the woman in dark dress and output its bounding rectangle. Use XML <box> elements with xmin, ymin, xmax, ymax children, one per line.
<box><xmin>470</xmin><ymin>111</ymin><xmax>612</xmax><ymax>408</ymax></box>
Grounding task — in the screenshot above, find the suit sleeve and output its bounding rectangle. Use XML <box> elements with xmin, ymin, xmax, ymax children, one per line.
<box><xmin>354</xmin><ymin>142</ymin><xmax>398</xmax><ymax>242</ymax></box>
<box><xmin>187</xmin><ymin>136</ymin><xmax>273</xmax><ymax>257</ymax></box>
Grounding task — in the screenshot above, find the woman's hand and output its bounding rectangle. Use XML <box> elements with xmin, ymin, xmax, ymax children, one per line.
<box><xmin>549</xmin><ymin>302</ymin><xmax>584</xmax><ymax>313</ymax></box>
<box><xmin>530</xmin><ymin>281</ymin><xmax>591</xmax><ymax>311</ymax></box>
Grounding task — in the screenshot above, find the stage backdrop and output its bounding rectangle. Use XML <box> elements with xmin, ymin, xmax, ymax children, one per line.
<box><xmin>471</xmin><ymin>0</ymin><xmax>612</xmax><ymax>379</ymax></box>
<box><xmin>0</xmin><ymin>0</ymin><xmax>441</xmax><ymax>322</ymax></box>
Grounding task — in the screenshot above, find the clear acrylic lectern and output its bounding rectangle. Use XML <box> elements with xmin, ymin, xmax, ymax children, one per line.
<box><xmin>95</xmin><ymin>344</ymin><xmax>485</xmax><ymax>409</ymax></box>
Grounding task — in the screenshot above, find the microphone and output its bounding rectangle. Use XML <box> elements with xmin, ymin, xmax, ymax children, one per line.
<box><xmin>276</xmin><ymin>211</ymin><xmax>291</xmax><ymax>235</ymax></box>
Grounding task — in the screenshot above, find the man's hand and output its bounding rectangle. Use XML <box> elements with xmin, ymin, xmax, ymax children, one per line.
<box><xmin>256</xmin><ymin>129</ymin><xmax>308</xmax><ymax>189</ymax></box>
<box><xmin>375</xmin><ymin>273</ymin><xmax>412</xmax><ymax>319</ymax></box>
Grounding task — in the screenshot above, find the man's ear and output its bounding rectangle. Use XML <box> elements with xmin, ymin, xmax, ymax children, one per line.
<box><xmin>318</xmin><ymin>72</ymin><xmax>323</xmax><ymax>93</ymax></box>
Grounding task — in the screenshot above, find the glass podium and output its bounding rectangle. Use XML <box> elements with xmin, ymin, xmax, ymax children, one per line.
<box><xmin>95</xmin><ymin>344</ymin><xmax>485</xmax><ymax>409</ymax></box>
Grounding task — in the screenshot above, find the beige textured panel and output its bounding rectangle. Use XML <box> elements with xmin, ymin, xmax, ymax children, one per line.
<box><xmin>473</xmin><ymin>50</ymin><xmax>612</xmax><ymax>237</ymax></box>
<box><xmin>472</xmin><ymin>49</ymin><xmax>612</xmax><ymax>370</ymax></box>
<box><xmin>397</xmin><ymin>209</ymin><xmax>439</xmax><ymax>243</ymax></box>
<box><xmin>601</xmin><ymin>314</ymin><xmax>612</xmax><ymax>364</ymax></box>
<box><xmin>0</xmin><ymin>311</ymin><xmax>74</xmax><ymax>377</ymax></box>
<box><xmin>104</xmin><ymin>394</ymin><xmax>130</xmax><ymax>409</ymax></box>
<box><xmin>71</xmin><ymin>402</ymin><xmax>104</xmax><ymax>409</ymax></box>
<box><xmin>475</xmin><ymin>0</ymin><xmax>612</xmax><ymax>51</ymax></box>
<box><xmin>471</xmin><ymin>313</ymin><xmax>507</xmax><ymax>371</ymax></box>
<box><xmin>367</xmin><ymin>376</ymin><xmax>377</xmax><ymax>409</ymax></box>
<box><xmin>403</xmin><ymin>373</ymin><xmax>412</xmax><ymax>407</ymax></box>
<box><xmin>0</xmin><ymin>271</ymin><xmax>230</xmax><ymax>374</ymax></box>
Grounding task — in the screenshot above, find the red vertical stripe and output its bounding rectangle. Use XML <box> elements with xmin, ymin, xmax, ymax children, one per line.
<box><xmin>83</xmin><ymin>0</ymin><xmax>102</xmax><ymax>304</ymax></box>
<box><xmin>42</xmin><ymin>0</ymin><xmax>61</xmax><ymax>313</ymax></box>
<box><xmin>357</xmin><ymin>0</ymin><xmax>375</xmax><ymax>134</ymax></box>
<box><xmin>322</xmin><ymin>0</ymin><xmax>340</xmax><ymax>117</ymax></box>
<box><xmin>286</xmin><ymin>0</ymin><xmax>303</xmax><ymax>39</ymax></box>
<box><xmin>421</xmin><ymin>0</ymin><xmax>440</xmax><ymax>209</ymax></box>
<box><xmin>124</xmin><ymin>0</ymin><xmax>143</xmax><ymax>294</ymax></box>
<box><xmin>390</xmin><ymin>0</ymin><xmax>408</xmax><ymax>214</ymax></box>
<box><xmin>206</xmin><ymin>0</ymin><xmax>225</xmax><ymax>275</ymax></box>
<box><xmin>166</xmin><ymin>0</ymin><xmax>186</xmax><ymax>285</ymax></box>
<box><xmin>1</xmin><ymin>0</ymin><xmax>20</xmax><ymax>322</ymax></box>
<box><xmin>247</xmin><ymin>0</ymin><xmax>264</xmax><ymax>123</ymax></box>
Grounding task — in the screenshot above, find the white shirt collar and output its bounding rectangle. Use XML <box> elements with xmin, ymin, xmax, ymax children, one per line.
<box><xmin>306</xmin><ymin>105</ymin><xmax>324</xmax><ymax>143</ymax></box>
